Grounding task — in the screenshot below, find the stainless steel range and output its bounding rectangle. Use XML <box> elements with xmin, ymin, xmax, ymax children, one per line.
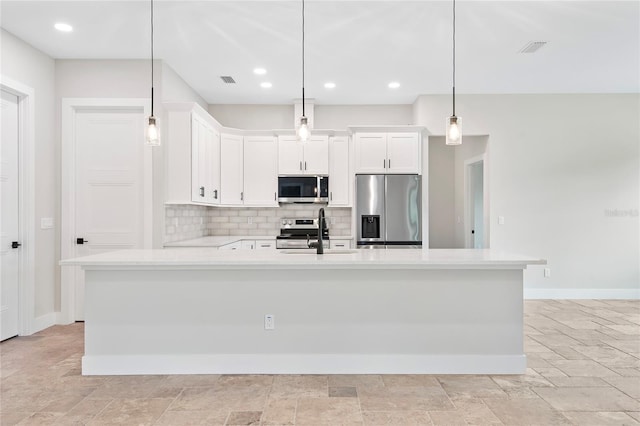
<box><xmin>276</xmin><ymin>217</ymin><xmax>329</xmax><ymax>249</ymax></box>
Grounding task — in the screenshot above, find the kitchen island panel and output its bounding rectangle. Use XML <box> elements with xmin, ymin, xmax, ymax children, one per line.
<box><xmin>82</xmin><ymin>266</ymin><xmax>525</xmax><ymax>375</ymax></box>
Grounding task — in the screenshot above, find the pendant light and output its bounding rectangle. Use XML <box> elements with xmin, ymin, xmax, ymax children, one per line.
<box><xmin>146</xmin><ymin>0</ymin><xmax>160</xmax><ymax>146</ymax></box>
<box><xmin>446</xmin><ymin>0</ymin><xmax>462</xmax><ymax>146</ymax></box>
<box><xmin>297</xmin><ymin>0</ymin><xmax>310</xmax><ymax>142</ymax></box>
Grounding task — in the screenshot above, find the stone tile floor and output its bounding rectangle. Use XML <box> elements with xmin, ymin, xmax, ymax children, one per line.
<box><xmin>1</xmin><ymin>300</ymin><xmax>639</xmax><ymax>425</ymax></box>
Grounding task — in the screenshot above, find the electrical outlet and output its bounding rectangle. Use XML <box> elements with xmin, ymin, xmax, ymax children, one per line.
<box><xmin>544</xmin><ymin>268</ymin><xmax>551</xmax><ymax>278</ymax></box>
<box><xmin>248</xmin><ymin>217</ymin><xmax>253</xmax><ymax>224</ymax></box>
<box><xmin>330</xmin><ymin>217</ymin><xmax>336</xmax><ymax>225</ymax></box>
<box><xmin>498</xmin><ymin>216</ymin><xmax>505</xmax><ymax>225</ymax></box>
<box><xmin>264</xmin><ymin>314</ymin><xmax>275</xmax><ymax>330</ymax></box>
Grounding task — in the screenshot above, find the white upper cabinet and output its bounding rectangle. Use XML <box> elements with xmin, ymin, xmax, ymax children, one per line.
<box><xmin>354</xmin><ymin>132</ymin><xmax>421</xmax><ymax>174</ymax></box>
<box><xmin>328</xmin><ymin>136</ymin><xmax>350</xmax><ymax>206</ymax></box>
<box><xmin>165</xmin><ymin>103</ymin><xmax>221</xmax><ymax>206</ymax></box>
<box><xmin>191</xmin><ymin>113</ymin><xmax>220</xmax><ymax>204</ymax></box>
<box><xmin>304</xmin><ymin>136</ymin><xmax>329</xmax><ymax>174</ymax></box>
<box><xmin>354</xmin><ymin>133</ymin><xmax>387</xmax><ymax>173</ymax></box>
<box><xmin>220</xmin><ymin>133</ymin><xmax>244</xmax><ymax>205</ymax></box>
<box><xmin>244</xmin><ymin>136</ymin><xmax>278</xmax><ymax>206</ymax></box>
<box><xmin>278</xmin><ymin>135</ymin><xmax>328</xmax><ymax>175</ymax></box>
<box><xmin>277</xmin><ymin>136</ymin><xmax>303</xmax><ymax>175</ymax></box>
<box><xmin>386</xmin><ymin>133</ymin><xmax>421</xmax><ymax>173</ymax></box>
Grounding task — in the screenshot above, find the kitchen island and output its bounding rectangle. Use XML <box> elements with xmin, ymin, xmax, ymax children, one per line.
<box><xmin>61</xmin><ymin>248</ymin><xmax>545</xmax><ymax>375</ymax></box>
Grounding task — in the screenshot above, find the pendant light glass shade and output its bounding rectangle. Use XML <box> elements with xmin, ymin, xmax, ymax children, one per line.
<box><xmin>146</xmin><ymin>0</ymin><xmax>160</xmax><ymax>146</ymax></box>
<box><xmin>298</xmin><ymin>116</ymin><xmax>310</xmax><ymax>142</ymax></box>
<box><xmin>146</xmin><ymin>116</ymin><xmax>160</xmax><ymax>146</ymax></box>
<box><xmin>446</xmin><ymin>115</ymin><xmax>462</xmax><ymax>145</ymax></box>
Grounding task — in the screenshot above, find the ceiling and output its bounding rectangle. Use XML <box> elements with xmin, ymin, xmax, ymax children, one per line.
<box><xmin>1</xmin><ymin>1</ymin><xmax>638</xmax><ymax>105</ymax></box>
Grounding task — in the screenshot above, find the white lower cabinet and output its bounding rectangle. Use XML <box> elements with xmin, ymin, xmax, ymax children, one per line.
<box><xmin>220</xmin><ymin>239</ymin><xmax>276</xmax><ymax>250</ymax></box>
<box><xmin>255</xmin><ymin>240</ymin><xmax>276</xmax><ymax>250</ymax></box>
<box><xmin>219</xmin><ymin>241</ymin><xmax>242</xmax><ymax>250</ymax></box>
<box><xmin>330</xmin><ymin>239</ymin><xmax>352</xmax><ymax>249</ymax></box>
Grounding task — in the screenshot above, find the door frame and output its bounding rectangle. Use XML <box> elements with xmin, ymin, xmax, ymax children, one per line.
<box><xmin>60</xmin><ymin>98</ymin><xmax>152</xmax><ymax>323</ymax></box>
<box><xmin>464</xmin><ymin>154</ymin><xmax>489</xmax><ymax>249</ymax></box>
<box><xmin>0</xmin><ymin>75</ymin><xmax>36</xmax><ymax>336</ymax></box>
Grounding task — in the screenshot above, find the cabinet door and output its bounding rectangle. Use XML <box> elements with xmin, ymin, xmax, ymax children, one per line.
<box><xmin>244</xmin><ymin>136</ymin><xmax>278</xmax><ymax>206</ymax></box>
<box><xmin>278</xmin><ymin>136</ymin><xmax>303</xmax><ymax>175</ymax></box>
<box><xmin>207</xmin><ymin>128</ymin><xmax>221</xmax><ymax>204</ymax></box>
<box><xmin>328</xmin><ymin>136</ymin><xmax>350</xmax><ymax>206</ymax></box>
<box><xmin>191</xmin><ymin>114</ymin><xmax>206</xmax><ymax>203</ymax></box>
<box><xmin>240</xmin><ymin>240</ymin><xmax>255</xmax><ymax>250</ymax></box>
<box><xmin>387</xmin><ymin>133</ymin><xmax>421</xmax><ymax>174</ymax></box>
<box><xmin>354</xmin><ymin>133</ymin><xmax>387</xmax><ymax>173</ymax></box>
<box><xmin>303</xmin><ymin>135</ymin><xmax>329</xmax><ymax>175</ymax></box>
<box><xmin>220</xmin><ymin>134</ymin><xmax>244</xmax><ymax>205</ymax></box>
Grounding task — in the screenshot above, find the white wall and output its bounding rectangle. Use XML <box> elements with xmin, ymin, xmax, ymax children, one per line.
<box><xmin>314</xmin><ymin>105</ymin><xmax>413</xmax><ymax>129</ymax></box>
<box><xmin>1</xmin><ymin>29</ymin><xmax>57</xmax><ymax>318</ymax></box>
<box><xmin>428</xmin><ymin>137</ymin><xmax>455</xmax><ymax>248</ymax></box>
<box><xmin>208</xmin><ymin>105</ymin><xmax>294</xmax><ymax>130</ymax></box>
<box><xmin>414</xmin><ymin>94</ymin><xmax>640</xmax><ymax>296</ymax></box>
<box><xmin>161</xmin><ymin>63</ymin><xmax>207</xmax><ymax>110</ymax></box>
<box><xmin>208</xmin><ymin>104</ymin><xmax>413</xmax><ymax>130</ymax></box>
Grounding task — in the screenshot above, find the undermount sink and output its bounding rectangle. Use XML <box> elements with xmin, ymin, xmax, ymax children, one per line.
<box><xmin>279</xmin><ymin>249</ymin><xmax>358</xmax><ymax>255</ymax></box>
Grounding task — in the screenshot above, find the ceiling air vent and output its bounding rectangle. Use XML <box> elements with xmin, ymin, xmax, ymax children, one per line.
<box><xmin>519</xmin><ymin>41</ymin><xmax>548</xmax><ymax>54</ymax></box>
<box><xmin>220</xmin><ymin>76</ymin><xmax>236</xmax><ymax>84</ymax></box>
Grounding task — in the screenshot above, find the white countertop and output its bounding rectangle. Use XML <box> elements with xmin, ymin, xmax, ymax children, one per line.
<box><xmin>61</xmin><ymin>248</ymin><xmax>546</xmax><ymax>270</ymax></box>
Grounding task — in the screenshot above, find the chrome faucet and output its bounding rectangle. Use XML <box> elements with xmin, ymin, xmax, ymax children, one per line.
<box><xmin>307</xmin><ymin>208</ymin><xmax>325</xmax><ymax>254</ymax></box>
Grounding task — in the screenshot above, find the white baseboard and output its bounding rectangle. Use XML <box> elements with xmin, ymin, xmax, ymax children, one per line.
<box><xmin>31</xmin><ymin>312</ymin><xmax>57</xmax><ymax>334</ymax></box>
<box><xmin>524</xmin><ymin>288</ymin><xmax>640</xmax><ymax>300</ymax></box>
<box><xmin>82</xmin><ymin>354</ymin><xmax>527</xmax><ymax>376</ymax></box>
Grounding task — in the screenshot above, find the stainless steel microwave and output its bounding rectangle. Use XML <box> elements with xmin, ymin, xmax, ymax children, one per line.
<box><xmin>278</xmin><ymin>176</ymin><xmax>329</xmax><ymax>203</ymax></box>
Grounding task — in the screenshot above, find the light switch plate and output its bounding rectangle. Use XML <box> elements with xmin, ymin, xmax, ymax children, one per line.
<box><xmin>498</xmin><ymin>216</ymin><xmax>505</xmax><ymax>225</ymax></box>
<box><xmin>40</xmin><ymin>217</ymin><xmax>54</xmax><ymax>229</ymax></box>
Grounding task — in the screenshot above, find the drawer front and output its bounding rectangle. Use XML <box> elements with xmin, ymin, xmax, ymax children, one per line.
<box><xmin>255</xmin><ymin>240</ymin><xmax>276</xmax><ymax>250</ymax></box>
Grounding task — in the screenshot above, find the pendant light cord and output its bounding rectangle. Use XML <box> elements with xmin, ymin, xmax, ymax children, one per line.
<box><xmin>150</xmin><ymin>0</ymin><xmax>155</xmax><ymax>117</ymax></box>
<box><xmin>301</xmin><ymin>0</ymin><xmax>305</xmax><ymax>117</ymax></box>
<box><xmin>452</xmin><ymin>0</ymin><xmax>456</xmax><ymax>116</ymax></box>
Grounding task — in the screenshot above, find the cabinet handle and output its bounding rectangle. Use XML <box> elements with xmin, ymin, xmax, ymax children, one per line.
<box><xmin>383</xmin><ymin>159</ymin><xmax>386</xmax><ymax>169</ymax></box>
<box><xmin>260</xmin><ymin>244</ymin><xmax>270</xmax><ymax>247</ymax></box>
<box><xmin>388</xmin><ymin>159</ymin><xmax>391</xmax><ymax>169</ymax></box>
<box><xmin>214</xmin><ymin>189</ymin><xmax>218</xmax><ymax>199</ymax></box>
<box><xmin>300</xmin><ymin>161</ymin><xmax>302</xmax><ymax>171</ymax></box>
<box><xmin>274</xmin><ymin>192</ymin><xmax>277</xmax><ymax>201</ymax></box>
<box><xmin>240</xmin><ymin>192</ymin><xmax>244</xmax><ymax>201</ymax></box>
<box><xmin>200</xmin><ymin>186</ymin><xmax>205</xmax><ymax>197</ymax></box>
<box><xmin>330</xmin><ymin>191</ymin><xmax>333</xmax><ymax>201</ymax></box>
<box><xmin>305</xmin><ymin>161</ymin><xmax>307</xmax><ymax>170</ymax></box>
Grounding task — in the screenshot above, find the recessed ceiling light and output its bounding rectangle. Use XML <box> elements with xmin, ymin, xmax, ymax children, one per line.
<box><xmin>54</xmin><ymin>22</ymin><xmax>73</xmax><ymax>32</ymax></box>
<box><xmin>324</xmin><ymin>82</ymin><xmax>336</xmax><ymax>89</ymax></box>
<box><xmin>388</xmin><ymin>82</ymin><xmax>400</xmax><ymax>89</ymax></box>
<box><xmin>260</xmin><ymin>82</ymin><xmax>272</xmax><ymax>89</ymax></box>
<box><xmin>253</xmin><ymin>68</ymin><xmax>267</xmax><ymax>75</ymax></box>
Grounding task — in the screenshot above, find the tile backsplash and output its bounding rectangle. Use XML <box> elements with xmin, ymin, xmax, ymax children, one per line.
<box><xmin>165</xmin><ymin>204</ymin><xmax>352</xmax><ymax>243</ymax></box>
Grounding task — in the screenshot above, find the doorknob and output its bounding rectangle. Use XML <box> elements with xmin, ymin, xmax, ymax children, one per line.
<box><xmin>76</xmin><ymin>238</ymin><xmax>88</xmax><ymax>244</ymax></box>
<box><xmin>11</xmin><ymin>241</ymin><xmax>21</xmax><ymax>249</ymax></box>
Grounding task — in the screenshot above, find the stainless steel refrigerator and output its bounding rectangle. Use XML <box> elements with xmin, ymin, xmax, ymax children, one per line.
<box><xmin>356</xmin><ymin>174</ymin><xmax>422</xmax><ymax>248</ymax></box>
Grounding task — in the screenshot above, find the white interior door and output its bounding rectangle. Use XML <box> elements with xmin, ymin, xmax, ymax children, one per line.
<box><xmin>73</xmin><ymin>108</ymin><xmax>146</xmax><ymax>320</ymax></box>
<box><xmin>1</xmin><ymin>90</ymin><xmax>20</xmax><ymax>340</ymax></box>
